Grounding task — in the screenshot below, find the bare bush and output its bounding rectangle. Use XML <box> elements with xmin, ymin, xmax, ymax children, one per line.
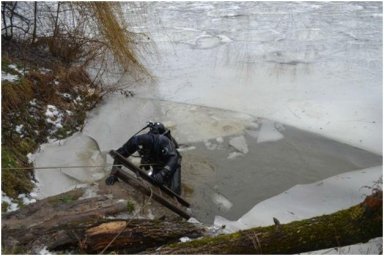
<box><xmin>2</xmin><ymin>2</ymin><xmax>154</xmax><ymax>85</ymax></box>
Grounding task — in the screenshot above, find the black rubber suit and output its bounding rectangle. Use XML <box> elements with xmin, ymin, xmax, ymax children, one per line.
<box><xmin>105</xmin><ymin>126</ymin><xmax>182</xmax><ymax>195</ymax></box>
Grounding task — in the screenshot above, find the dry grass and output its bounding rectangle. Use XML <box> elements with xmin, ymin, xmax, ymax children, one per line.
<box><xmin>1</xmin><ymin>78</ymin><xmax>34</xmax><ymax>113</ymax></box>
<box><xmin>88</xmin><ymin>2</ymin><xmax>153</xmax><ymax>79</ymax></box>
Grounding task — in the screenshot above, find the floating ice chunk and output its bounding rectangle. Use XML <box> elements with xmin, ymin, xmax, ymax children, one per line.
<box><xmin>34</xmin><ymin>134</ymin><xmax>107</xmax><ymax>198</ymax></box>
<box><xmin>229</xmin><ymin>135</ymin><xmax>248</xmax><ymax>154</ymax></box>
<box><xmin>212</xmin><ymin>192</ymin><xmax>233</xmax><ymax>211</ymax></box>
<box><xmin>216</xmin><ymin>137</ymin><xmax>224</xmax><ymax>143</ymax></box>
<box><xmin>227</xmin><ymin>151</ymin><xmax>243</xmax><ymax>159</ymax></box>
<box><xmin>257</xmin><ymin>120</ymin><xmax>284</xmax><ymax>143</ymax></box>
<box><xmin>204</xmin><ymin>140</ymin><xmax>217</xmax><ymax>150</ymax></box>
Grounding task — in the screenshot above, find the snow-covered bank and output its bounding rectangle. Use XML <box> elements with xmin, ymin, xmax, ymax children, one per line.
<box><xmin>214</xmin><ymin>166</ymin><xmax>382</xmax><ymax>232</ymax></box>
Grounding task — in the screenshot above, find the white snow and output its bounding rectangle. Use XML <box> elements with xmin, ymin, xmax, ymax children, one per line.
<box><xmin>29</xmin><ymin>99</ymin><xmax>38</xmax><ymax>106</ymax></box>
<box><xmin>18</xmin><ymin>193</ymin><xmax>36</xmax><ymax>205</ymax></box>
<box><xmin>15</xmin><ymin>124</ymin><xmax>24</xmax><ymax>134</ymax></box>
<box><xmin>38</xmin><ymin>246</ymin><xmax>55</xmax><ymax>255</ymax></box>
<box><xmin>45</xmin><ymin>105</ymin><xmax>64</xmax><ymax>131</ymax></box>
<box><xmin>1</xmin><ymin>72</ymin><xmax>19</xmax><ymax>82</ymax></box>
<box><xmin>1</xmin><ymin>192</ymin><xmax>19</xmax><ymax>212</ymax></box>
<box><xmin>179</xmin><ymin>237</ymin><xmax>192</xmax><ymax>243</ymax></box>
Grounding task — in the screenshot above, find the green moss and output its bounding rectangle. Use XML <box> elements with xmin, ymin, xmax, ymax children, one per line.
<box><xmin>47</xmin><ymin>189</ymin><xmax>84</xmax><ymax>206</ymax></box>
<box><xmin>2</xmin><ymin>148</ymin><xmax>18</xmax><ymax>169</ymax></box>
<box><xmin>2</xmin><ymin>202</ymin><xmax>10</xmax><ymax>213</ymax></box>
<box><xmin>1</xmin><ymin>148</ymin><xmax>34</xmax><ymax>199</ymax></box>
<box><xmin>126</xmin><ymin>201</ymin><xmax>135</xmax><ymax>213</ymax></box>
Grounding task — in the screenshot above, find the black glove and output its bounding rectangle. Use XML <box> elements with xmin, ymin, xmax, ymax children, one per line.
<box><xmin>105</xmin><ymin>175</ymin><xmax>118</xmax><ymax>185</ymax></box>
<box><xmin>140</xmin><ymin>164</ymin><xmax>150</xmax><ymax>171</ymax></box>
<box><xmin>152</xmin><ymin>171</ymin><xmax>165</xmax><ymax>185</ymax></box>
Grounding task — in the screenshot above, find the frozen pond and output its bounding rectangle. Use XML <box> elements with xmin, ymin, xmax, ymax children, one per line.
<box><xmin>33</xmin><ymin>2</ymin><xmax>382</xmax><ymax>227</ymax></box>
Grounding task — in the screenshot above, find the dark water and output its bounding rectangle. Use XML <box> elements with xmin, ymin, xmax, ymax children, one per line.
<box><xmin>181</xmin><ymin>123</ymin><xmax>382</xmax><ymax>224</ymax></box>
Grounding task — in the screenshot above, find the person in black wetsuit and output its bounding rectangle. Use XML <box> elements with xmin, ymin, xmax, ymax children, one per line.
<box><xmin>105</xmin><ymin>122</ymin><xmax>182</xmax><ymax>195</ymax></box>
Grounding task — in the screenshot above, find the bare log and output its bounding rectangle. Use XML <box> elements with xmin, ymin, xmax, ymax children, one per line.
<box><xmin>1</xmin><ymin>189</ymin><xmax>204</xmax><ymax>254</ymax></box>
<box><xmin>148</xmin><ymin>190</ymin><xmax>383</xmax><ymax>254</ymax></box>
<box><xmin>82</xmin><ymin>219</ymin><xmax>204</xmax><ymax>254</ymax></box>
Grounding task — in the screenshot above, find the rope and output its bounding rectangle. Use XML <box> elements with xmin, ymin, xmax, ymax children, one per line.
<box><xmin>2</xmin><ymin>165</ymin><xmax>115</xmax><ymax>171</ymax></box>
<box><xmin>2</xmin><ymin>163</ymin><xmax>159</xmax><ymax>171</ymax></box>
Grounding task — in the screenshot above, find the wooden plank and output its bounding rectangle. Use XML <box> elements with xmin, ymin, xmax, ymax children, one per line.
<box><xmin>114</xmin><ymin>168</ymin><xmax>191</xmax><ymax>219</ymax></box>
<box><xmin>109</xmin><ymin>150</ymin><xmax>190</xmax><ymax>207</ymax></box>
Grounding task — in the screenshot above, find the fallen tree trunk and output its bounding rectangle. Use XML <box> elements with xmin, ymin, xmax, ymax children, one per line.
<box><xmin>2</xmin><ymin>188</ymin><xmax>382</xmax><ymax>254</ymax></box>
<box><xmin>81</xmin><ymin>219</ymin><xmax>204</xmax><ymax>254</ymax></box>
<box><xmin>1</xmin><ymin>189</ymin><xmax>204</xmax><ymax>254</ymax></box>
<box><xmin>147</xmin><ymin>190</ymin><xmax>383</xmax><ymax>254</ymax></box>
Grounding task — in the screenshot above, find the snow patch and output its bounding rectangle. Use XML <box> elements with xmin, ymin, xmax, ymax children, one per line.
<box><xmin>38</xmin><ymin>246</ymin><xmax>55</xmax><ymax>255</ymax></box>
<box><xmin>15</xmin><ymin>124</ymin><xmax>24</xmax><ymax>134</ymax></box>
<box><xmin>179</xmin><ymin>237</ymin><xmax>192</xmax><ymax>242</ymax></box>
<box><xmin>18</xmin><ymin>193</ymin><xmax>36</xmax><ymax>205</ymax></box>
<box><xmin>45</xmin><ymin>105</ymin><xmax>64</xmax><ymax>132</ymax></box>
<box><xmin>1</xmin><ymin>192</ymin><xmax>19</xmax><ymax>212</ymax></box>
<box><xmin>1</xmin><ymin>72</ymin><xmax>19</xmax><ymax>82</ymax></box>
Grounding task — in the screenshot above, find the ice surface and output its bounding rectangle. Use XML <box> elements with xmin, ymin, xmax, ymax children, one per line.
<box><xmin>132</xmin><ymin>1</ymin><xmax>382</xmax><ymax>154</ymax></box>
<box><xmin>301</xmin><ymin>237</ymin><xmax>382</xmax><ymax>255</ymax></box>
<box><xmin>33</xmin><ymin>134</ymin><xmax>107</xmax><ymax>198</ymax></box>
